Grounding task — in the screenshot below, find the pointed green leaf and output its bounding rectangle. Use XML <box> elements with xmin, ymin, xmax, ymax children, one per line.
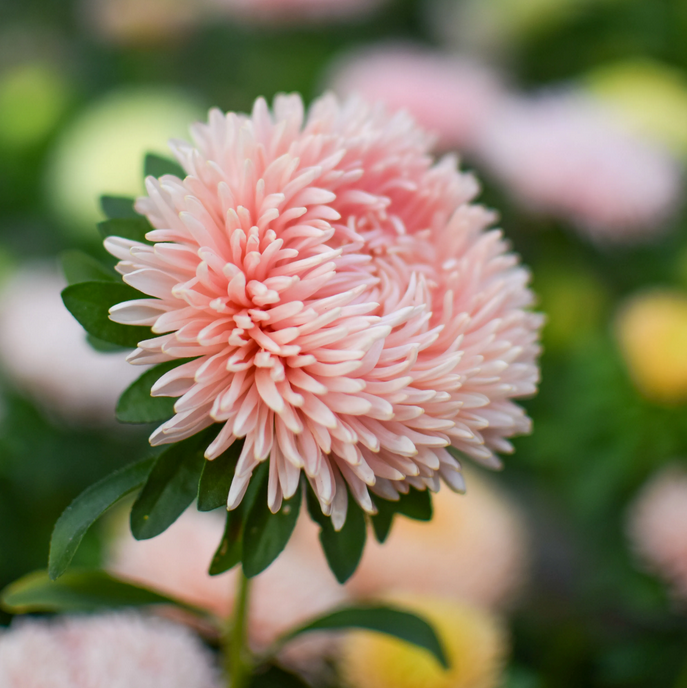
<box><xmin>62</xmin><ymin>281</ymin><xmax>153</xmax><ymax>347</ymax></box>
<box><xmin>209</xmin><ymin>509</ymin><xmax>243</xmax><ymax>576</ymax></box>
<box><xmin>276</xmin><ymin>604</ymin><xmax>449</xmax><ymax>669</ymax></box>
<box><xmin>130</xmin><ymin>430</ymin><xmax>213</xmax><ymax>540</ymax></box>
<box><xmin>116</xmin><ymin>359</ymin><xmax>195</xmax><ymax>424</ymax></box>
<box><xmin>371</xmin><ymin>487</ymin><xmax>433</xmax><ymax>544</ymax></box>
<box><xmin>100</xmin><ymin>195</ymin><xmax>138</xmax><ymax>219</ymax></box>
<box><xmin>249</xmin><ymin>665</ymin><xmax>310</xmax><ymax>688</ymax></box>
<box><xmin>61</xmin><ymin>250</ymin><xmax>116</xmax><ymax>285</ymax></box>
<box><xmin>371</xmin><ymin>504</ymin><xmax>394</xmax><ymax>543</ymax></box>
<box><xmin>86</xmin><ymin>334</ymin><xmax>130</xmax><ymax>353</ymax></box>
<box><xmin>144</xmin><ymin>153</ymin><xmax>185</xmax><ymax>179</ymax></box>
<box><xmin>1</xmin><ymin>570</ymin><xmax>203</xmax><ymax>615</ymax></box>
<box><xmin>198</xmin><ymin>440</ymin><xmax>244</xmax><ymax>511</ymax></box>
<box><xmin>242</xmin><ymin>472</ymin><xmax>301</xmax><ymax>578</ymax></box>
<box><xmin>49</xmin><ymin>457</ymin><xmax>155</xmax><ymax>580</ymax></box>
<box><xmin>98</xmin><ymin>217</ymin><xmax>153</xmax><ymax>244</ymax></box>
<box><xmin>306</xmin><ymin>487</ymin><xmax>366</xmax><ymax>584</ymax></box>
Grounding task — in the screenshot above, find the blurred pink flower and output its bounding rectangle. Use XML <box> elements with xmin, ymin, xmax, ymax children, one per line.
<box><xmin>106</xmin><ymin>93</ymin><xmax>541</xmax><ymax>526</ymax></box>
<box><xmin>346</xmin><ymin>471</ymin><xmax>529</xmax><ymax>609</ymax></box>
<box><xmin>328</xmin><ymin>46</ymin><xmax>505</xmax><ymax>150</ymax></box>
<box><xmin>475</xmin><ymin>92</ymin><xmax>681</xmax><ymax>241</ymax></box>
<box><xmin>206</xmin><ymin>0</ymin><xmax>386</xmax><ymax>24</ymax></box>
<box><xmin>0</xmin><ymin>612</ymin><xmax>219</xmax><ymax>688</ymax></box>
<box><xmin>627</xmin><ymin>465</ymin><xmax>687</xmax><ymax>598</ymax></box>
<box><xmin>0</xmin><ymin>265</ymin><xmax>139</xmax><ymax>423</ymax></box>
<box><xmin>109</xmin><ymin>509</ymin><xmax>348</xmax><ymax>653</ymax></box>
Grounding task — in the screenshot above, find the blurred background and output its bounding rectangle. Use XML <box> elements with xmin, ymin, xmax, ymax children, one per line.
<box><xmin>3</xmin><ymin>0</ymin><xmax>687</xmax><ymax>686</ymax></box>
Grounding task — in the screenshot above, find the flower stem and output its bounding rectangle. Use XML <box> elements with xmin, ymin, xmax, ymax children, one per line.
<box><xmin>225</xmin><ymin>568</ymin><xmax>252</xmax><ymax>688</ymax></box>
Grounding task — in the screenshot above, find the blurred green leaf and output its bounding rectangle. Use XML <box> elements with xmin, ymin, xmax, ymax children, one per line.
<box><xmin>209</xmin><ymin>509</ymin><xmax>243</xmax><ymax>576</ymax></box>
<box><xmin>60</xmin><ymin>249</ymin><xmax>116</xmax><ymax>285</ymax></box>
<box><xmin>249</xmin><ymin>665</ymin><xmax>309</xmax><ymax>688</ymax></box>
<box><xmin>49</xmin><ymin>457</ymin><xmax>155</xmax><ymax>580</ymax></box>
<box><xmin>61</xmin><ymin>281</ymin><xmax>152</xmax><ymax>347</ymax></box>
<box><xmin>144</xmin><ymin>153</ymin><xmax>185</xmax><ymax>179</ymax></box>
<box><xmin>130</xmin><ymin>431</ymin><xmax>212</xmax><ymax>540</ymax></box>
<box><xmin>1</xmin><ymin>569</ymin><xmax>198</xmax><ymax>614</ymax></box>
<box><xmin>97</xmin><ymin>217</ymin><xmax>152</xmax><ymax>244</ymax></box>
<box><xmin>306</xmin><ymin>487</ymin><xmax>366</xmax><ymax>583</ymax></box>
<box><xmin>371</xmin><ymin>488</ymin><xmax>432</xmax><ymax>543</ymax></box>
<box><xmin>86</xmin><ymin>334</ymin><xmax>129</xmax><ymax>352</ymax></box>
<box><xmin>242</xmin><ymin>475</ymin><xmax>301</xmax><ymax>578</ymax></box>
<box><xmin>275</xmin><ymin>604</ymin><xmax>449</xmax><ymax>669</ymax></box>
<box><xmin>100</xmin><ymin>195</ymin><xmax>138</xmax><ymax>220</ymax></box>
<box><xmin>116</xmin><ymin>359</ymin><xmax>196</xmax><ymax>424</ymax></box>
<box><xmin>197</xmin><ymin>440</ymin><xmax>244</xmax><ymax>511</ymax></box>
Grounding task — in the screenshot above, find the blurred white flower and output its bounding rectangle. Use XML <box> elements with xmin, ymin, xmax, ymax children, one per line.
<box><xmin>0</xmin><ymin>264</ymin><xmax>139</xmax><ymax>423</ymax></box>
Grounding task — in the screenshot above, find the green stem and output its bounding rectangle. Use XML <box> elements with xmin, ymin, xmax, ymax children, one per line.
<box><xmin>225</xmin><ymin>568</ymin><xmax>252</xmax><ymax>688</ymax></box>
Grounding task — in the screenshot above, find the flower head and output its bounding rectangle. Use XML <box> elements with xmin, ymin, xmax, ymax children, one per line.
<box><xmin>0</xmin><ymin>612</ymin><xmax>219</xmax><ymax>688</ymax></box>
<box><xmin>106</xmin><ymin>93</ymin><xmax>542</xmax><ymax>525</ymax></box>
<box><xmin>339</xmin><ymin>595</ymin><xmax>508</xmax><ymax>688</ymax></box>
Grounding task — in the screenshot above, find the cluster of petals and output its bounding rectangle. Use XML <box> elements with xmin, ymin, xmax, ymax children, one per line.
<box><xmin>627</xmin><ymin>464</ymin><xmax>687</xmax><ymax>599</ymax></box>
<box><xmin>106</xmin><ymin>93</ymin><xmax>542</xmax><ymax>525</ymax></box>
<box><xmin>474</xmin><ymin>92</ymin><xmax>682</xmax><ymax>241</ymax></box>
<box><xmin>0</xmin><ymin>612</ymin><xmax>219</xmax><ymax>688</ymax></box>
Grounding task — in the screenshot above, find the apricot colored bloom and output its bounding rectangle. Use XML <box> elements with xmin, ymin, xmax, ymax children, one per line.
<box><xmin>627</xmin><ymin>465</ymin><xmax>687</xmax><ymax>599</ymax></box>
<box><xmin>340</xmin><ymin>595</ymin><xmax>508</xmax><ymax>688</ymax></box>
<box><xmin>0</xmin><ymin>613</ymin><xmax>219</xmax><ymax>688</ymax></box>
<box><xmin>106</xmin><ymin>94</ymin><xmax>542</xmax><ymax>524</ymax></box>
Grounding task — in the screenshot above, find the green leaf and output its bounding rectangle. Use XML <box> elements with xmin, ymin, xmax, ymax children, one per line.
<box><xmin>371</xmin><ymin>488</ymin><xmax>433</xmax><ymax>544</ymax></box>
<box><xmin>100</xmin><ymin>195</ymin><xmax>138</xmax><ymax>219</ymax></box>
<box><xmin>116</xmin><ymin>359</ymin><xmax>195</xmax><ymax>425</ymax></box>
<box><xmin>144</xmin><ymin>153</ymin><xmax>185</xmax><ymax>179</ymax></box>
<box><xmin>276</xmin><ymin>604</ymin><xmax>449</xmax><ymax>669</ymax></box>
<box><xmin>60</xmin><ymin>250</ymin><xmax>116</xmax><ymax>285</ymax></box>
<box><xmin>242</xmin><ymin>472</ymin><xmax>302</xmax><ymax>578</ymax></box>
<box><xmin>98</xmin><ymin>217</ymin><xmax>153</xmax><ymax>244</ymax></box>
<box><xmin>306</xmin><ymin>487</ymin><xmax>366</xmax><ymax>584</ymax></box>
<box><xmin>62</xmin><ymin>281</ymin><xmax>153</xmax><ymax>347</ymax></box>
<box><xmin>249</xmin><ymin>665</ymin><xmax>310</xmax><ymax>688</ymax></box>
<box><xmin>86</xmin><ymin>334</ymin><xmax>129</xmax><ymax>353</ymax></box>
<box><xmin>209</xmin><ymin>509</ymin><xmax>243</xmax><ymax>576</ymax></box>
<box><xmin>49</xmin><ymin>457</ymin><xmax>156</xmax><ymax>580</ymax></box>
<box><xmin>1</xmin><ymin>570</ymin><xmax>201</xmax><ymax>615</ymax></box>
<box><xmin>130</xmin><ymin>430</ymin><xmax>212</xmax><ymax>540</ymax></box>
<box><xmin>197</xmin><ymin>440</ymin><xmax>244</xmax><ymax>511</ymax></box>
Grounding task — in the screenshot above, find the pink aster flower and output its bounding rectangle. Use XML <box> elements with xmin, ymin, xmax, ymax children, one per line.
<box><xmin>627</xmin><ymin>464</ymin><xmax>687</xmax><ymax>599</ymax></box>
<box><xmin>106</xmin><ymin>94</ymin><xmax>542</xmax><ymax>525</ymax></box>
<box><xmin>328</xmin><ymin>46</ymin><xmax>505</xmax><ymax>150</ymax></box>
<box><xmin>475</xmin><ymin>92</ymin><xmax>681</xmax><ymax>241</ymax></box>
<box><xmin>0</xmin><ymin>612</ymin><xmax>219</xmax><ymax>688</ymax></box>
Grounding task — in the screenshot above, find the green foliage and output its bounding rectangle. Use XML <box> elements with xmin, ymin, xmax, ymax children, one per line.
<box><xmin>61</xmin><ymin>281</ymin><xmax>152</xmax><ymax>347</ymax></box>
<box><xmin>197</xmin><ymin>440</ymin><xmax>244</xmax><ymax>511</ymax></box>
<box><xmin>130</xmin><ymin>431</ymin><xmax>211</xmax><ymax>540</ymax></box>
<box><xmin>249</xmin><ymin>665</ymin><xmax>310</xmax><ymax>688</ymax></box>
<box><xmin>100</xmin><ymin>195</ymin><xmax>138</xmax><ymax>220</ymax></box>
<box><xmin>116</xmin><ymin>359</ymin><xmax>196</xmax><ymax>424</ymax></box>
<box><xmin>209</xmin><ymin>508</ymin><xmax>244</xmax><ymax>575</ymax></box>
<box><xmin>60</xmin><ymin>249</ymin><xmax>116</xmax><ymax>285</ymax></box>
<box><xmin>48</xmin><ymin>457</ymin><xmax>155</xmax><ymax>580</ymax></box>
<box><xmin>275</xmin><ymin>604</ymin><xmax>449</xmax><ymax>669</ymax></box>
<box><xmin>144</xmin><ymin>153</ymin><xmax>185</xmax><ymax>179</ymax></box>
<box><xmin>97</xmin><ymin>217</ymin><xmax>153</xmax><ymax>244</ymax></box>
<box><xmin>1</xmin><ymin>569</ymin><xmax>200</xmax><ymax>615</ymax></box>
<box><xmin>371</xmin><ymin>487</ymin><xmax>432</xmax><ymax>543</ymax></box>
<box><xmin>306</xmin><ymin>486</ymin><xmax>366</xmax><ymax>583</ymax></box>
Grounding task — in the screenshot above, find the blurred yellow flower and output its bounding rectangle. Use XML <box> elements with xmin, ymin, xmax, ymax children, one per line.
<box><xmin>339</xmin><ymin>596</ymin><xmax>508</xmax><ymax>688</ymax></box>
<box><xmin>616</xmin><ymin>290</ymin><xmax>687</xmax><ymax>403</ymax></box>
<box><xmin>586</xmin><ymin>60</ymin><xmax>687</xmax><ymax>158</ymax></box>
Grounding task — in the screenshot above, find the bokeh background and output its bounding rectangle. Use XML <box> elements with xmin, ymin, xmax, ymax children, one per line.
<box><xmin>3</xmin><ymin>0</ymin><xmax>687</xmax><ymax>686</ymax></box>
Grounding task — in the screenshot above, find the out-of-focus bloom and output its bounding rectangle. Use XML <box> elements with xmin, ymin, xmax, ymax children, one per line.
<box><xmin>475</xmin><ymin>93</ymin><xmax>681</xmax><ymax>241</ymax></box>
<box><xmin>0</xmin><ymin>63</ymin><xmax>70</xmax><ymax>151</ymax></box>
<box><xmin>106</xmin><ymin>93</ymin><xmax>542</xmax><ymax>525</ymax></box>
<box><xmin>328</xmin><ymin>46</ymin><xmax>505</xmax><ymax>150</ymax></box>
<box><xmin>109</xmin><ymin>509</ymin><xmax>348</xmax><ymax>651</ymax></box>
<box><xmin>82</xmin><ymin>0</ymin><xmax>202</xmax><ymax>46</ymax></box>
<box><xmin>586</xmin><ymin>60</ymin><xmax>687</xmax><ymax>160</ymax></box>
<box><xmin>615</xmin><ymin>290</ymin><xmax>687</xmax><ymax>404</ymax></box>
<box><xmin>207</xmin><ymin>0</ymin><xmax>386</xmax><ymax>24</ymax></box>
<box><xmin>627</xmin><ymin>465</ymin><xmax>687</xmax><ymax>598</ymax></box>
<box><xmin>46</xmin><ymin>88</ymin><xmax>202</xmax><ymax>234</ymax></box>
<box><xmin>0</xmin><ymin>265</ymin><xmax>139</xmax><ymax>423</ymax></box>
<box><xmin>347</xmin><ymin>472</ymin><xmax>528</xmax><ymax>609</ymax></box>
<box><xmin>0</xmin><ymin>612</ymin><xmax>220</xmax><ymax>688</ymax></box>
<box><xmin>339</xmin><ymin>595</ymin><xmax>508</xmax><ymax>688</ymax></box>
